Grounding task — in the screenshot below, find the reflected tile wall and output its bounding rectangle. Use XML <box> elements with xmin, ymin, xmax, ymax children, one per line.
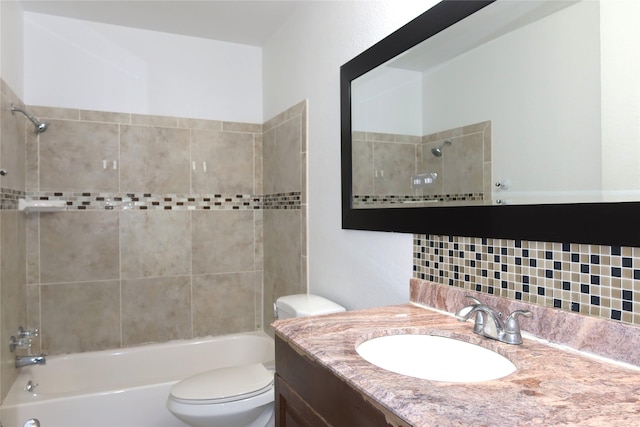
<box><xmin>422</xmin><ymin>120</ymin><xmax>491</xmax><ymax>205</ymax></box>
<box><xmin>0</xmin><ymin>79</ymin><xmax>28</xmax><ymax>402</ymax></box>
<box><xmin>352</xmin><ymin>121</ymin><xmax>491</xmax><ymax>207</ymax></box>
<box><xmin>24</xmin><ymin>106</ymin><xmax>266</xmax><ymax>355</ymax></box>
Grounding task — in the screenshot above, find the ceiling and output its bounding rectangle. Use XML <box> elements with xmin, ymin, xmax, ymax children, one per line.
<box><xmin>19</xmin><ymin>0</ymin><xmax>317</xmax><ymax>46</ymax></box>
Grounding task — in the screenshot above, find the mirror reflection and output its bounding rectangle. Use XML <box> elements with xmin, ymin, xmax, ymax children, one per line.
<box><xmin>351</xmin><ymin>0</ymin><xmax>640</xmax><ymax>208</ymax></box>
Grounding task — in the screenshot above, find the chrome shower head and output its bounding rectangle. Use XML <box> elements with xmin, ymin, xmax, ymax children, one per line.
<box><xmin>10</xmin><ymin>104</ymin><xmax>49</xmax><ymax>134</ymax></box>
<box><xmin>431</xmin><ymin>139</ymin><xmax>452</xmax><ymax>157</ymax></box>
<box><xmin>35</xmin><ymin>121</ymin><xmax>49</xmax><ymax>134</ymax></box>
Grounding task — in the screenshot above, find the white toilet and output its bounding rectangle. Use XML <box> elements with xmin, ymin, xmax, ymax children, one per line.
<box><xmin>166</xmin><ymin>294</ymin><xmax>346</xmax><ymax>427</ymax></box>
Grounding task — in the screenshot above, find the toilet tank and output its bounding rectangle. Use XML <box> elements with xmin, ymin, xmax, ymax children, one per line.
<box><xmin>275</xmin><ymin>294</ymin><xmax>346</xmax><ymax>319</ymax></box>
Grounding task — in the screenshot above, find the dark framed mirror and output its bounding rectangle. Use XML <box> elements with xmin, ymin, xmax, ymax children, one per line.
<box><xmin>341</xmin><ymin>0</ymin><xmax>640</xmax><ymax>247</ymax></box>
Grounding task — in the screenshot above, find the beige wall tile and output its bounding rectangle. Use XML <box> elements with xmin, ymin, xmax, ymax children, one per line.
<box><xmin>0</xmin><ymin>81</ymin><xmax>28</xmax><ymax>402</ymax></box>
<box><xmin>29</xmin><ymin>106</ymin><xmax>80</xmax><ymax>121</ymax></box>
<box><xmin>177</xmin><ymin>117</ymin><xmax>222</xmax><ymax>130</ymax></box>
<box><xmin>131</xmin><ymin>114</ymin><xmax>178</xmax><ymax>128</ymax></box>
<box><xmin>191</xmin><ymin>130</ymin><xmax>255</xmax><ymax>195</ymax></box>
<box><xmin>192</xmin><ymin>272</ymin><xmax>256</xmax><ymax>337</ymax></box>
<box><xmin>41</xmin><ymin>281</ymin><xmax>120</xmax><ymax>354</ymax></box>
<box><xmin>254</xmin><ymin>134</ymin><xmax>263</xmax><ymax>196</ymax></box>
<box><xmin>121</xmin><ymin>276</ymin><xmax>191</xmax><ymax>346</ymax></box>
<box><xmin>26</xmin><ymin>284</ymin><xmax>41</xmax><ymax>353</ymax></box>
<box><xmin>25</xmin><ymin>131</ymin><xmax>38</xmax><ymax>192</ymax></box>
<box><xmin>80</xmin><ymin>110</ymin><xmax>130</xmax><ymax>124</ymax></box>
<box><xmin>1</xmin><ymin>212</ymin><xmax>27</xmax><ymax>399</ymax></box>
<box><xmin>263</xmin><ymin>116</ymin><xmax>301</xmax><ymax>194</ymax></box>
<box><xmin>40</xmin><ymin>212</ymin><xmax>119</xmax><ymax>283</ymax></box>
<box><xmin>264</xmin><ymin>209</ymin><xmax>302</xmax><ymax>308</ymax></box>
<box><xmin>222</xmin><ymin>121</ymin><xmax>261</xmax><ymax>133</ymax></box>
<box><xmin>120</xmin><ymin>125</ymin><xmax>190</xmax><ymax>193</ymax></box>
<box><xmin>25</xmin><ymin>214</ymin><xmax>40</xmax><ymax>284</ymax></box>
<box><xmin>254</xmin><ymin>271</ymin><xmax>264</xmax><ymax>330</ymax></box>
<box><xmin>192</xmin><ymin>210</ymin><xmax>255</xmax><ymax>275</ymax></box>
<box><xmin>120</xmin><ymin>211</ymin><xmax>191</xmax><ymax>279</ymax></box>
<box><xmin>254</xmin><ymin>210</ymin><xmax>264</xmax><ymax>271</ymax></box>
<box><xmin>263</xmin><ymin>100</ymin><xmax>306</xmax><ymax>132</ymax></box>
<box><xmin>38</xmin><ymin>120</ymin><xmax>119</xmax><ymax>192</ymax></box>
<box><xmin>2</xmin><ymin>99</ymin><xmax>27</xmax><ymax>191</ymax></box>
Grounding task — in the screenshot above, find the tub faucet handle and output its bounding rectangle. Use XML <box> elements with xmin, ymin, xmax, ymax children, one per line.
<box><xmin>18</xmin><ymin>327</ymin><xmax>39</xmax><ymax>338</ymax></box>
<box><xmin>25</xmin><ymin>380</ymin><xmax>38</xmax><ymax>393</ymax></box>
<box><xmin>9</xmin><ymin>337</ymin><xmax>31</xmax><ymax>353</ymax></box>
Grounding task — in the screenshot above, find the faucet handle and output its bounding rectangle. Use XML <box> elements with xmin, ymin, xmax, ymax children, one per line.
<box><xmin>18</xmin><ymin>327</ymin><xmax>39</xmax><ymax>339</ymax></box>
<box><xmin>455</xmin><ymin>296</ymin><xmax>486</xmax><ymax>334</ymax></box>
<box><xmin>503</xmin><ymin>310</ymin><xmax>532</xmax><ymax>344</ymax></box>
<box><xmin>465</xmin><ymin>296</ymin><xmax>482</xmax><ymax>305</ymax></box>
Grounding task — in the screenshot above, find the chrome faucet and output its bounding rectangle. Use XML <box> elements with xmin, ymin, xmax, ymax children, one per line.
<box><xmin>15</xmin><ymin>354</ymin><xmax>46</xmax><ymax>369</ymax></box>
<box><xmin>455</xmin><ymin>296</ymin><xmax>531</xmax><ymax>345</ymax></box>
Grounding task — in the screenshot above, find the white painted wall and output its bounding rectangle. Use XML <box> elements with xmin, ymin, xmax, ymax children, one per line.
<box><xmin>1</xmin><ymin>0</ymin><xmax>24</xmax><ymax>97</ymax></box>
<box><xmin>23</xmin><ymin>12</ymin><xmax>262</xmax><ymax>123</ymax></box>
<box><xmin>262</xmin><ymin>1</ymin><xmax>438</xmax><ymax>310</ymax></box>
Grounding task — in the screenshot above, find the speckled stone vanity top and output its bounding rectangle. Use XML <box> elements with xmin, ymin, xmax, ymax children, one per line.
<box><xmin>273</xmin><ymin>281</ymin><xmax>640</xmax><ymax>426</ymax></box>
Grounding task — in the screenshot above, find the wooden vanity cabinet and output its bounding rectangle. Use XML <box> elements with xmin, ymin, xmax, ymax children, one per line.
<box><xmin>274</xmin><ymin>335</ymin><xmax>405</xmax><ymax>427</ymax></box>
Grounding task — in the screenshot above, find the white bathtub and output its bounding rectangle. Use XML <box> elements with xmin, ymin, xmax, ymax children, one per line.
<box><xmin>0</xmin><ymin>331</ymin><xmax>274</xmax><ymax>427</ymax></box>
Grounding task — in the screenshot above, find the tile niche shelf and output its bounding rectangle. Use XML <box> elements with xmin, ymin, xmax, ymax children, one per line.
<box><xmin>18</xmin><ymin>199</ymin><xmax>66</xmax><ymax>212</ymax></box>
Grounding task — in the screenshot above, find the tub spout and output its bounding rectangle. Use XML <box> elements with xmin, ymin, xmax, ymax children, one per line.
<box><xmin>16</xmin><ymin>353</ymin><xmax>46</xmax><ymax>368</ymax></box>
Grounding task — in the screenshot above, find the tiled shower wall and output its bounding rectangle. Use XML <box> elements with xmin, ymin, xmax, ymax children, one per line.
<box><xmin>0</xmin><ymin>79</ymin><xmax>28</xmax><ymax>402</ymax></box>
<box><xmin>23</xmin><ymin>101</ymin><xmax>307</xmax><ymax>355</ymax></box>
<box><xmin>262</xmin><ymin>101</ymin><xmax>307</xmax><ymax>331</ymax></box>
<box><xmin>414</xmin><ymin>234</ymin><xmax>640</xmax><ymax>327</ymax></box>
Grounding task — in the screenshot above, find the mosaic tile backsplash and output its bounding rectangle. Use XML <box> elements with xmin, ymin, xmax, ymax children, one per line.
<box><xmin>414</xmin><ymin>234</ymin><xmax>640</xmax><ymax>326</ymax></box>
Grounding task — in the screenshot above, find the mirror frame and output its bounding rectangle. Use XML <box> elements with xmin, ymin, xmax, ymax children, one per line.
<box><xmin>341</xmin><ymin>0</ymin><xmax>640</xmax><ymax>247</ymax></box>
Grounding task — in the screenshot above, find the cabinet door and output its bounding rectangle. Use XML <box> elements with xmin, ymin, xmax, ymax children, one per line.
<box><xmin>275</xmin><ymin>374</ymin><xmax>329</xmax><ymax>427</ymax></box>
<box><xmin>275</xmin><ymin>336</ymin><xmax>405</xmax><ymax>427</ymax></box>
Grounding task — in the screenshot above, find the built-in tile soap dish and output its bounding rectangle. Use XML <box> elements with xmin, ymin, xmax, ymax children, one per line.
<box><xmin>19</xmin><ymin>199</ymin><xmax>67</xmax><ymax>212</ymax></box>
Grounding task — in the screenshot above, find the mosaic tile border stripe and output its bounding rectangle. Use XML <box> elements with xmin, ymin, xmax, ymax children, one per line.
<box><xmin>413</xmin><ymin>234</ymin><xmax>640</xmax><ymax>327</ymax></box>
<box><xmin>354</xmin><ymin>193</ymin><xmax>484</xmax><ymax>206</ymax></box>
<box><xmin>17</xmin><ymin>191</ymin><xmax>301</xmax><ymax>211</ymax></box>
<box><xmin>263</xmin><ymin>192</ymin><xmax>301</xmax><ymax>209</ymax></box>
<box><xmin>0</xmin><ymin>188</ymin><xmax>26</xmax><ymax>210</ymax></box>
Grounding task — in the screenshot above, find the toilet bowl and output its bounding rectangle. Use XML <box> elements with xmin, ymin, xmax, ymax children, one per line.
<box><xmin>167</xmin><ymin>294</ymin><xmax>345</xmax><ymax>427</ymax></box>
<box><xmin>167</xmin><ymin>363</ymin><xmax>275</xmax><ymax>427</ymax></box>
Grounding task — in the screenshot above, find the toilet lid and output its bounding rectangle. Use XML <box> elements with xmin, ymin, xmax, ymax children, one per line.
<box><xmin>170</xmin><ymin>363</ymin><xmax>273</xmax><ymax>403</ymax></box>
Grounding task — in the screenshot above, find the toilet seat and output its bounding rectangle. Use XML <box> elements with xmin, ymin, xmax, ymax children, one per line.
<box><xmin>170</xmin><ymin>363</ymin><xmax>274</xmax><ymax>405</ymax></box>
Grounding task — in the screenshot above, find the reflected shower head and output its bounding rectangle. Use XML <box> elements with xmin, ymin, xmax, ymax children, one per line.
<box><xmin>431</xmin><ymin>139</ymin><xmax>452</xmax><ymax>157</ymax></box>
<box><xmin>10</xmin><ymin>104</ymin><xmax>49</xmax><ymax>134</ymax></box>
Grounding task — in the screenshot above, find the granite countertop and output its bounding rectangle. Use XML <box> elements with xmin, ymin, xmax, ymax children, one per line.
<box><xmin>274</xmin><ymin>301</ymin><xmax>640</xmax><ymax>426</ymax></box>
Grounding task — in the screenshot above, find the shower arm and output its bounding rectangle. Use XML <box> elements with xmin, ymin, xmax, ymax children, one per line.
<box><xmin>10</xmin><ymin>104</ymin><xmax>49</xmax><ymax>134</ymax></box>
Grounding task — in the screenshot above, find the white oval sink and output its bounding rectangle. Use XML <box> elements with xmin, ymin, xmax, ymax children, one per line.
<box><xmin>356</xmin><ymin>334</ymin><xmax>516</xmax><ymax>382</ymax></box>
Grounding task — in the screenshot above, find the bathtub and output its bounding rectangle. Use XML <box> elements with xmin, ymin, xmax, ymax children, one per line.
<box><xmin>1</xmin><ymin>331</ymin><xmax>274</xmax><ymax>427</ymax></box>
